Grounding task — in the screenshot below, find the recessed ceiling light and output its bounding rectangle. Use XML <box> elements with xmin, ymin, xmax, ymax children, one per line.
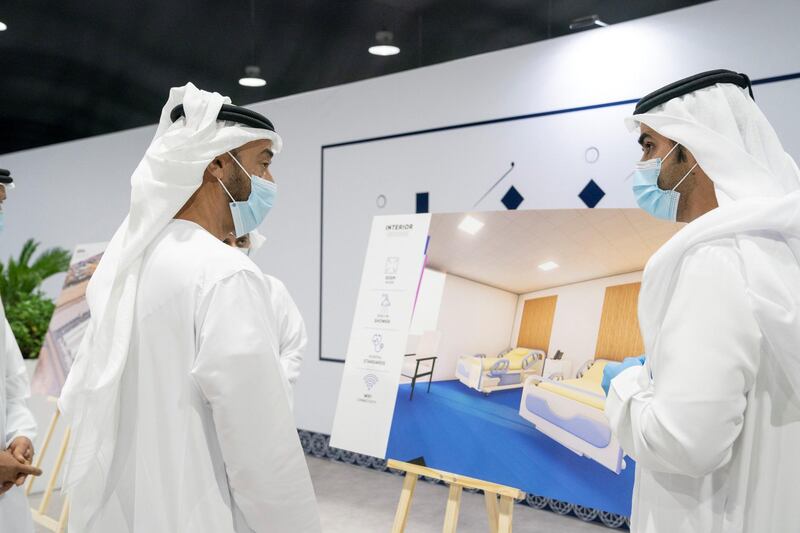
<box><xmin>0</xmin><ymin>21</ymin><xmax>7</xmax><ymax>32</ymax></box>
<box><xmin>538</xmin><ymin>261</ymin><xmax>559</xmax><ymax>271</ymax></box>
<box><xmin>239</xmin><ymin>65</ymin><xmax>266</xmax><ymax>87</ymax></box>
<box><xmin>369</xmin><ymin>30</ymin><xmax>400</xmax><ymax>56</ymax></box>
<box><xmin>569</xmin><ymin>14</ymin><xmax>608</xmax><ymax>31</ymax></box>
<box><xmin>369</xmin><ymin>45</ymin><xmax>400</xmax><ymax>56</ymax></box>
<box><xmin>239</xmin><ymin>77</ymin><xmax>266</xmax><ymax>87</ymax></box>
<box><xmin>458</xmin><ymin>216</ymin><xmax>484</xmax><ymax>235</ymax></box>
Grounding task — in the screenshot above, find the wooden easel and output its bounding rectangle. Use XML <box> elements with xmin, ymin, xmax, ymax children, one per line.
<box><xmin>25</xmin><ymin>396</ymin><xmax>71</xmax><ymax>533</ymax></box>
<box><xmin>389</xmin><ymin>459</ymin><xmax>522</xmax><ymax>533</ymax></box>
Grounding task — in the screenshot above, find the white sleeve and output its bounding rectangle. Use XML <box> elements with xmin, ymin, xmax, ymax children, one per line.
<box><xmin>190</xmin><ymin>271</ymin><xmax>320</xmax><ymax>533</ymax></box>
<box><xmin>5</xmin><ymin>320</ymin><xmax>38</xmax><ymax>446</ymax></box>
<box><xmin>605</xmin><ymin>244</ymin><xmax>761</xmax><ymax>477</ymax></box>
<box><xmin>275</xmin><ymin>281</ymin><xmax>307</xmax><ymax>387</ymax></box>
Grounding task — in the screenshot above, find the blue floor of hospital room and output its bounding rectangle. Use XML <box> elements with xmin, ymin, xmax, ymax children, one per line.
<box><xmin>386</xmin><ymin>380</ymin><xmax>634</xmax><ymax>516</ymax></box>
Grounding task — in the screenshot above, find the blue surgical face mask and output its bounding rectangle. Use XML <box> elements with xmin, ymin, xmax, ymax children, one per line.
<box><xmin>632</xmin><ymin>143</ymin><xmax>697</xmax><ymax>221</ymax></box>
<box><xmin>218</xmin><ymin>152</ymin><xmax>277</xmax><ymax>238</ymax></box>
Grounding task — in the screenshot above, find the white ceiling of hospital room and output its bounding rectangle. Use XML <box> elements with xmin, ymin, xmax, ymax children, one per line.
<box><xmin>426</xmin><ymin>208</ymin><xmax>681</xmax><ymax>294</ymax></box>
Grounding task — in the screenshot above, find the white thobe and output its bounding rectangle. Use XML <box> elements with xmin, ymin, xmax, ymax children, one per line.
<box><xmin>606</xmin><ymin>239</ymin><xmax>800</xmax><ymax>532</ymax></box>
<box><xmin>71</xmin><ymin>220</ymin><xmax>320</xmax><ymax>533</ymax></box>
<box><xmin>262</xmin><ymin>275</ymin><xmax>306</xmax><ymax>397</ymax></box>
<box><xmin>0</xmin><ymin>301</ymin><xmax>37</xmax><ymax>533</ymax></box>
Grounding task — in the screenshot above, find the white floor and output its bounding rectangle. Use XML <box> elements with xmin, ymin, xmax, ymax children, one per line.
<box><xmin>31</xmin><ymin>456</ymin><xmax>614</xmax><ymax>532</ymax></box>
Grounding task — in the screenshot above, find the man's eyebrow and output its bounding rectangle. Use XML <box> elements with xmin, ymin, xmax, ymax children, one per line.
<box><xmin>261</xmin><ymin>148</ymin><xmax>274</xmax><ymax>158</ymax></box>
<box><xmin>637</xmin><ymin>133</ymin><xmax>653</xmax><ymax>146</ymax></box>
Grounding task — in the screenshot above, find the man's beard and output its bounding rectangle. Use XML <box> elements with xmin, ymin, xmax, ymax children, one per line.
<box><xmin>226</xmin><ymin>167</ymin><xmax>251</xmax><ymax>201</ymax></box>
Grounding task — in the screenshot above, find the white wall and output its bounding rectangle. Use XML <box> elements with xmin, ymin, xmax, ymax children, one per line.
<box><xmin>510</xmin><ymin>271</ymin><xmax>643</xmax><ymax>374</ymax></box>
<box><xmin>1</xmin><ymin>0</ymin><xmax>799</xmax><ymax>433</ymax></box>
<box><xmin>433</xmin><ymin>274</ymin><xmax>518</xmax><ymax>381</ymax></box>
<box><xmin>408</xmin><ymin>268</ymin><xmax>446</xmax><ymax>335</ymax></box>
<box><xmin>405</xmin><ymin>267</ymin><xmax>446</xmax><ymax>372</ymax></box>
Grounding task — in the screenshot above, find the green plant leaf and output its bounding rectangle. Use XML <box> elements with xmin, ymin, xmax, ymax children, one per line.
<box><xmin>0</xmin><ymin>239</ymin><xmax>71</xmax><ymax>358</ymax></box>
<box><xmin>32</xmin><ymin>248</ymin><xmax>71</xmax><ymax>276</ymax></box>
<box><xmin>18</xmin><ymin>239</ymin><xmax>39</xmax><ymax>268</ymax></box>
<box><xmin>6</xmin><ymin>293</ymin><xmax>56</xmax><ymax>359</ymax></box>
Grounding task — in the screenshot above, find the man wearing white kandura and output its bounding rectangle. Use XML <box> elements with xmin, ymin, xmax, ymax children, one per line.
<box><xmin>58</xmin><ymin>84</ymin><xmax>321</xmax><ymax>533</ymax></box>
<box><xmin>0</xmin><ymin>168</ymin><xmax>41</xmax><ymax>533</ymax></box>
<box><xmin>223</xmin><ymin>230</ymin><xmax>307</xmax><ymax>407</ymax></box>
<box><xmin>603</xmin><ymin>69</ymin><xmax>800</xmax><ymax>532</ymax></box>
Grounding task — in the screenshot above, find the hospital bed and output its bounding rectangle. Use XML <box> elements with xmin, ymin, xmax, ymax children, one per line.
<box><xmin>518</xmin><ymin>359</ymin><xmax>626</xmax><ymax>474</ymax></box>
<box><xmin>456</xmin><ymin>348</ymin><xmax>545</xmax><ymax>394</ymax></box>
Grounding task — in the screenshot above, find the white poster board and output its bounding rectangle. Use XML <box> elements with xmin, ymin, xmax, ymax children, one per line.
<box><xmin>330</xmin><ymin>214</ymin><xmax>431</xmax><ymax>457</ymax></box>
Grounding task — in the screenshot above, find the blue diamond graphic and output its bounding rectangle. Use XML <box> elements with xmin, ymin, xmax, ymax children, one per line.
<box><xmin>501</xmin><ymin>186</ymin><xmax>524</xmax><ymax>210</ymax></box>
<box><xmin>579</xmin><ymin>180</ymin><xmax>605</xmax><ymax>208</ymax></box>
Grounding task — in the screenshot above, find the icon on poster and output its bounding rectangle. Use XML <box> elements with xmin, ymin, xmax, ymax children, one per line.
<box><xmin>375</xmin><ymin>294</ymin><xmax>393</xmax><ymax>324</ymax></box>
<box><xmin>364</xmin><ymin>373</ymin><xmax>379</xmax><ymax>391</ymax></box>
<box><xmin>372</xmin><ymin>334</ymin><xmax>385</xmax><ymax>353</ymax></box>
<box><xmin>384</xmin><ymin>257</ymin><xmax>400</xmax><ymax>275</ymax></box>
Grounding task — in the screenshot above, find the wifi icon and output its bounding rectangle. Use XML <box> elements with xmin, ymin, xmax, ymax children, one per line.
<box><xmin>364</xmin><ymin>373</ymin><xmax>379</xmax><ymax>390</ymax></box>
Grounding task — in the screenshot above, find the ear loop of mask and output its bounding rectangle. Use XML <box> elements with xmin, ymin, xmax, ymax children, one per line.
<box><xmin>218</xmin><ymin>151</ymin><xmax>252</xmax><ymax>202</ymax></box>
<box><xmin>217</xmin><ymin>173</ymin><xmax>237</xmax><ymax>203</ymax></box>
<box><xmin>663</xmin><ymin>143</ymin><xmax>698</xmax><ymax>191</ymax></box>
<box><xmin>661</xmin><ymin>142</ymin><xmax>680</xmax><ymax>164</ymax></box>
<box><xmin>625</xmin><ymin>141</ymin><xmax>682</xmax><ymax>182</ymax></box>
<box><xmin>671</xmin><ymin>161</ymin><xmax>699</xmax><ymax>191</ymax></box>
<box><xmin>227</xmin><ymin>151</ymin><xmax>253</xmax><ymax>178</ymax></box>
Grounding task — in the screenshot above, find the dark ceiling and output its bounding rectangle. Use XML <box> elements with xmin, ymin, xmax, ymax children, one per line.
<box><xmin>0</xmin><ymin>0</ymin><xmax>709</xmax><ymax>154</ymax></box>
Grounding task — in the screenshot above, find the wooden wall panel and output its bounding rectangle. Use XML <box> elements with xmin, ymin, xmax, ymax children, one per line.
<box><xmin>595</xmin><ymin>282</ymin><xmax>644</xmax><ymax>362</ymax></box>
<box><xmin>516</xmin><ymin>295</ymin><xmax>557</xmax><ymax>351</ymax></box>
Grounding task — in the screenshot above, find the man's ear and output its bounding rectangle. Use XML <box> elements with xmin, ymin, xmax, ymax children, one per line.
<box><xmin>204</xmin><ymin>157</ymin><xmax>225</xmax><ymax>183</ymax></box>
<box><xmin>677</xmin><ymin>146</ymin><xmax>696</xmax><ymax>165</ymax></box>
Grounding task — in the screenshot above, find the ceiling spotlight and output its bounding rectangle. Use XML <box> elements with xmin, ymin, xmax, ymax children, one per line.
<box><xmin>458</xmin><ymin>215</ymin><xmax>484</xmax><ymax>235</ymax></box>
<box><xmin>538</xmin><ymin>261</ymin><xmax>559</xmax><ymax>271</ymax></box>
<box><xmin>369</xmin><ymin>30</ymin><xmax>400</xmax><ymax>56</ymax></box>
<box><xmin>0</xmin><ymin>21</ymin><xmax>7</xmax><ymax>31</ymax></box>
<box><xmin>239</xmin><ymin>65</ymin><xmax>266</xmax><ymax>87</ymax></box>
<box><xmin>569</xmin><ymin>14</ymin><xmax>608</xmax><ymax>31</ymax></box>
